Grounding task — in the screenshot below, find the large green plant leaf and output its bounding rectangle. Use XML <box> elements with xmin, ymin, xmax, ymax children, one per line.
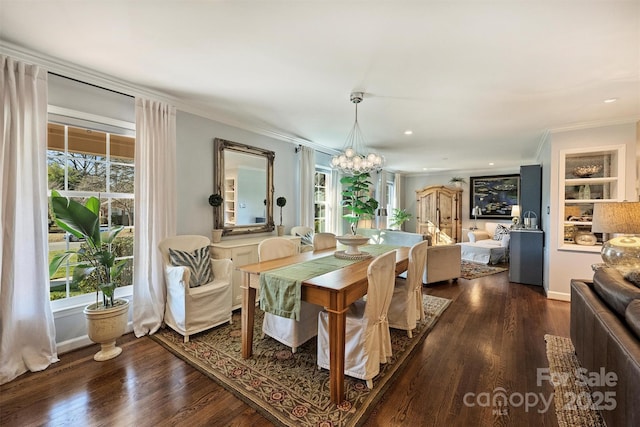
<box><xmin>50</xmin><ymin>191</ymin><xmax>101</xmax><ymax>246</ymax></box>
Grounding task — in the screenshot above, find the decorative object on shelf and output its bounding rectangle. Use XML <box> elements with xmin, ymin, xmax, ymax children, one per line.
<box><xmin>592</xmin><ymin>201</ymin><xmax>640</xmax><ymax>276</ymax></box>
<box><xmin>471</xmin><ymin>206</ymin><xmax>482</xmax><ymax>230</ymax></box>
<box><xmin>572</xmin><ymin>164</ymin><xmax>603</xmax><ymax>178</ymax></box>
<box><xmin>470</xmin><ymin>174</ymin><xmax>520</xmax><ymax>218</ymax></box>
<box><xmin>449</xmin><ymin>177</ymin><xmax>467</xmax><ymax>188</ymax></box>
<box><xmin>330</xmin><ymin>92</ymin><xmax>384</xmax><ymax>175</ymax></box>
<box><xmin>208</xmin><ymin>193</ymin><xmax>224</xmax><ymax>242</ymax></box>
<box><xmin>48</xmin><ymin>190</ymin><xmax>130</xmax><ymax>361</ymax></box>
<box><xmin>564</xmin><ymin>224</ymin><xmax>578</xmax><ymax>242</ymax></box>
<box><xmin>389</xmin><ymin>208</ymin><xmax>412</xmax><ymax>231</ymax></box>
<box><xmin>511</xmin><ymin>205</ymin><xmax>521</xmax><ymax>228</ymax></box>
<box><xmin>574</xmin><ymin>231</ymin><xmax>598</xmax><ymax>246</ymax></box>
<box><xmin>276</xmin><ymin>196</ymin><xmax>286</xmax><ymax>236</ymax></box>
<box><xmin>523</xmin><ymin>211</ymin><xmax>538</xmax><ymax>229</ymax></box>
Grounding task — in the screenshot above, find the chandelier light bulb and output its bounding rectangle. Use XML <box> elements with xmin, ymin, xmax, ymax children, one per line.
<box><xmin>345</xmin><ymin>148</ymin><xmax>355</xmax><ymax>158</ymax></box>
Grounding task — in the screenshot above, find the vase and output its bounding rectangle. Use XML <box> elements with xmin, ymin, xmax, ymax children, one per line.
<box><xmin>84</xmin><ymin>299</ymin><xmax>130</xmax><ymax>361</ymax></box>
<box><xmin>211</xmin><ymin>229</ymin><xmax>223</xmax><ymax>243</ymax></box>
<box><xmin>277</xmin><ymin>225</ymin><xmax>285</xmax><ymax>236</ymax></box>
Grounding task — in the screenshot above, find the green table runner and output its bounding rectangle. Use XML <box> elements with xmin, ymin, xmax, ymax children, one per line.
<box><xmin>259</xmin><ymin>244</ymin><xmax>400</xmax><ymax>320</ymax></box>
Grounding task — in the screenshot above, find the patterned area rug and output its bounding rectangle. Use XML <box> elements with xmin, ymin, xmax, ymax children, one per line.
<box><xmin>152</xmin><ymin>294</ymin><xmax>451</xmax><ymax>427</ymax></box>
<box><xmin>544</xmin><ymin>335</ymin><xmax>606</xmax><ymax>427</ymax></box>
<box><xmin>460</xmin><ymin>260</ymin><xmax>508</xmax><ymax>279</ymax></box>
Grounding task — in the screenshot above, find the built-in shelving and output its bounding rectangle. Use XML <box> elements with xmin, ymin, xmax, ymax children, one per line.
<box><xmin>558</xmin><ymin>145</ymin><xmax>626</xmax><ymax>252</ymax></box>
<box><xmin>224</xmin><ymin>177</ymin><xmax>236</xmax><ymax>226</ymax></box>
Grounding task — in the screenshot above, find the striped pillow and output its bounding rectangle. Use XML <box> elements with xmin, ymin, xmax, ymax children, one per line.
<box><xmin>169</xmin><ymin>246</ymin><xmax>213</xmax><ymax>288</ymax></box>
<box><xmin>493</xmin><ymin>224</ymin><xmax>511</xmax><ymax>241</ymax></box>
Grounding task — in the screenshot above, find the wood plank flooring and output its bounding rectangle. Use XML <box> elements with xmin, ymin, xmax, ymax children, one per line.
<box><xmin>1</xmin><ymin>270</ymin><xmax>570</xmax><ymax>426</ymax></box>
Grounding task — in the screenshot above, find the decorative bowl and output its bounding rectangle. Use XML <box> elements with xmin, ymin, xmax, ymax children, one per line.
<box><xmin>572</xmin><ymin>165</ymin><xmax>602</xmax><ymax>178</ymax></box>
<box><xmin>336</xmin><ymin>235</ymin><xmax>370</xmax><ymax>255</ymax></box>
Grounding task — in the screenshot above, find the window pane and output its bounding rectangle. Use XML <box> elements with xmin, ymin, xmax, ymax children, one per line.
<box><xmin>110</xmin><ymin>164</ymin><xmax>134</xmax><ymax>193</ymax></box>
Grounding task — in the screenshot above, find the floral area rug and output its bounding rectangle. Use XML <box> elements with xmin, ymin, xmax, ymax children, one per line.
<box><xmin>460</xmin><ymin>260</ymin><xmax>508</xmax><ymax>280</ymax></box>
<box><xmin>544</xmin><ymin>335</ymin><xmax>606</xmax><ymax>427</ymax></box>
<box><xmin>151</xmin><ymin>294</ymin><xmax>451</xmax><ymax>427</ymax></box>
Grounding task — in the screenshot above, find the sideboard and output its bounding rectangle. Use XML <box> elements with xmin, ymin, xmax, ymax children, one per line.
<box><xmin>210</xmin><ymin>235</ymin><xmax>301</xmax><ymax>309</ymax></box>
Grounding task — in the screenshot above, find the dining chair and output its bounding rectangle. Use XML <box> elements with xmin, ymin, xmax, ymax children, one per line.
<box><xmin>291</xmin><ymin>225</ymin><xmax>314</xmax><ymax>252</ymax></box>
<box><xmin>313</xmin><ymin>232</ymin><xmax>337</xmax><ymax>251</ymax></box>
<box><xmin>387</xmin><ymin>240</ymin><xmax>429</xmax><ymax>338</ymax></box>
<box><xmin>317</xmin><ymin>250</ymin><xmax>396</xmax><ymax>389</ymax></box>
<box><xmin>158</xmin><ymin>235</ymin><xmax>233</xmax><ymax>342</ymax></box>
<box><xmin>259</xmin><ymin>237</ymin><xmax>323</xmax><ymax>353</ymax></box>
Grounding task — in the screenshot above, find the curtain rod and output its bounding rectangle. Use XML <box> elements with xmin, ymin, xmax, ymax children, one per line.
<box><xmin>49</xmin><ymin>72</ymin><xmax>134</xmax><ymax>99</ymax></box>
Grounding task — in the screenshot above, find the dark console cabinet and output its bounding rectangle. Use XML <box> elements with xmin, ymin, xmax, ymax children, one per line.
<box><xmin>509</xmin><ymin>229</ymin><xmax>544</xmax><ymax>286</ymax></box>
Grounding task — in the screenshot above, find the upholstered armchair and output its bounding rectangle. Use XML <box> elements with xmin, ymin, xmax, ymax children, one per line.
<box><xmin>317</xmin><ymin>250</ymin><xmax>396</xmax><ymax>389</ymax></box>
<box><xmin>291</xmin><ymin>226</ymin><xmax>314</xmax><ymax>252</ymax></box>
<box><xmin>158</xmin><ymin>235</ymin><xmax>233</xmax><ymax>342</ymax></box>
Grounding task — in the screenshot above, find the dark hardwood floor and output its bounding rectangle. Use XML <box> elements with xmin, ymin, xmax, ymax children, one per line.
<box><xmin>1</xmin><ymin>271</ymin><xmax>570</xmax><ymax>426</ymax></box>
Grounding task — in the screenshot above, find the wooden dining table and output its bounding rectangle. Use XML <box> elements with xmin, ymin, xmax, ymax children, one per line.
<box><xmin>238</xmin><ymin>244</ymin><xmax>410</xmax><ymax>404</ymax></box>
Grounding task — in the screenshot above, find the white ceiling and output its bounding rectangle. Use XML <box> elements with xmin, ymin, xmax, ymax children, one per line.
<box><xmin>1</xmin><ymin>1</ymin><xmax>639</xmax><ymax>174</ymax></box>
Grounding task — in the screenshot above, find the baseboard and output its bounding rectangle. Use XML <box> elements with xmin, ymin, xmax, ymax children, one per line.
<box><xmin>546</xmin><ymin>291</ymin><xmax>570</xmax><ymax>302</ymax></box>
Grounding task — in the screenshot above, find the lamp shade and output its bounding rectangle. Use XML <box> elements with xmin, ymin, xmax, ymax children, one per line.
<box><xmin>472</xmin><ymin>206</ymin><xmax>482</xmax><ymax>216</ymax></box>
<box><xmin>592</xmin><ymin>202</ymin><xmax>640</xmax><ymax>276</ymax></box>
<box><xmin>511</xmin><ymin>205</ymin><xmax>521</xmax><ymax>218</ymax></box>
<box><xmin>592</xmin><ymin>202</ymin><xmax>640</xmax><ymax>234</ymax></box>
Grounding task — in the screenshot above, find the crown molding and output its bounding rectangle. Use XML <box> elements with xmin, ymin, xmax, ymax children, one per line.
<box><xmin>549</xmin><ymin>117</ymin><xmax>640</xmax><ymax>134</ymax></box>
<box><xmin>0</xmin><ymin>40</ymin><xmax>323</xmax><ymax>149</ymax></box>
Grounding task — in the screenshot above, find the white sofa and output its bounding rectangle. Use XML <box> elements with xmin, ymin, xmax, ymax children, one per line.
<box><xmin>356</xmin><ymin>228</ymin><xmax>461</xmax><ymax>284</ymax></box>
<box><xmin>459</xmin><ymin>222</ymin><xmax>510</xmax><ymax>264</ymax></box>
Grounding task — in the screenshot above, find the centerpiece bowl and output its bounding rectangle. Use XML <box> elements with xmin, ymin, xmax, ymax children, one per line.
<box><xmin>335</xmin><ymin>235</ymin><xmax>371</xmax><ymax>259</ymax></box>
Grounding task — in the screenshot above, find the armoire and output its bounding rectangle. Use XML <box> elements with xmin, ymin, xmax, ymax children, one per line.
<box><xmin>415</xmin><ymin>185</ymin><xmax>463</xmax><ymax>244</ymax></box>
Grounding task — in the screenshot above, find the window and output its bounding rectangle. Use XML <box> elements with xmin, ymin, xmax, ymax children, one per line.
<box><xmin>47</xmin><ymin>121</ymin><xmax>135</xmax><ymax>302</ymax></box>
<box><xmin>314</xmin><ymin>168</ymin><xmax>331</xmax><ymax>232</ymax></box>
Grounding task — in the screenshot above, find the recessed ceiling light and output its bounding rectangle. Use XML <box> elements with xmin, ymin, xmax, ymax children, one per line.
<box><xmin>604</xmin><ymin>98</ymin><xmax>618</xmax><ymax>103</ymax></box>
<box><xmin>422</xmin><ymin>167</ymin><xmax>428</xmax><ymax>171</ymax></box>
<box><xmin>404</xmin><ymin>130</ymin><xmax>413</xmax><ymax>135</ymax></box>
<box><xmin>489</xmin><ymin>162</ymin><xmax>495</xmax><ymax>166</ymax></box>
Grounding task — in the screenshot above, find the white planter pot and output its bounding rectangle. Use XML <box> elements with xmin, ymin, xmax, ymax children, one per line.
<box><xmin>83</xmin><ymin>299</ymin><xmax>130</xmax><ymax>361</ymax></box>
<box><xmin>277</xmin><ymin>225</ymin><xmax>285</xmax><ymax>236</ymax></box>
<box><xmin>211</xmin><ymin>229</ymin><xmax>223</xmax><ymax>243</ymax></box>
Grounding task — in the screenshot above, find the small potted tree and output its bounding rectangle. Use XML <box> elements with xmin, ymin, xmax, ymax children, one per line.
<box><xmin>276</xmin><ymin>196</ymin><xmax>287</xmax><ymax>236</ymax></box>
<box><xmin>390</xmin><ymin>208</ymin><xmax>413</xmax><ymax>231</ymax></box>
<box><xmin>337</xmin><ymin>173</ymin><xmax>379</xmax><ymax>255</ymax></box>
<box><xmin>49</xmin><ymin>190</ymin><xmax>129</xmax><ymax>361</ymax></box>
<box><xmin>208</xmin><ymin>193</ymin><xmax>224</xmax><ymax>243</ymax></box>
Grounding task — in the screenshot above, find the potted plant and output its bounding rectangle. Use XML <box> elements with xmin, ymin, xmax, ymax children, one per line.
<box><xmin>340</xmin><ymin>173</ymin><xmax>379</xmax><ymax>235</ymax></box>
<box><xmin>449</xmin><ymin>177</ymin><xmax>467</xmax><ymax>188</ymax></box>
<box><xmin>390</xmin><ymin>208</ymin><xmax>413</xmax><ymax>231</ymax></box>
<box><xmin>276</xmin><ymin>196</ymin><xmax>287</xmax><ymax>236</ymax></box>
<box><xmin>208</xmin><ymin>193</ymin><xmax>224</xmax><ymax>243</ymax></box>
<box><xmin>48</xmin><ymin>190</ymin><xmax>129</xmax><ymax>361</ymax></box>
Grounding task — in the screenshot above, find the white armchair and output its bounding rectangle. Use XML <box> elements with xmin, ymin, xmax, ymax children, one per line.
<box><xmin>159</xmin><ymin>235</ymin><xmax>233</xmax><ymax>342</ymax></box>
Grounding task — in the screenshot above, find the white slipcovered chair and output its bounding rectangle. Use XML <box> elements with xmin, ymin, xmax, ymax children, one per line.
<box><xmin>313</xmin><ymin>232</ymin><xmax>337</xmax><ymax>251</ymax></box>
<box><xmin>158</xmin><ymin>235</ymin><xmax>233</xmax><ymax>342</ymax></box>
<box><xmin>290</xmin><ymin>226</ymin><xmax>313</xmax><ymax>237</ymax></box>
<box><xmin>259</xmin><ymin>237</ymin><xmax>323</xmax><ymax>352</ymax></box>
<box><xmin>291</xmin><ymin>226</ymin><xmax>314</xmax><ymax>252</ymax></box>
<box><xmin>387</xmin><ymin>240</ymin><xmax>429</xmax><ymax>337</ymax></box>
<box><xmin>317</xmin><ymin>250</ymin><xmax>396</xmax><ymax>389</ymax></box>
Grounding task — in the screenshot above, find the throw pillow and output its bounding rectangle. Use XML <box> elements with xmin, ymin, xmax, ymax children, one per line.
<box><xmin>169</xmin><ymin>246</ymin><xmax>213</xmax><ymax>288</ymax></box>
<box><xmin>297</xmin><ymin>231</ymin><xmax>314</xmax><ymax>247</ymax></box>
<box><xmin>493</xmin><ymin>224</ymin><xmax>510</xmax><ymax>241</ymax></box>
<box><xmin>625</xmin><ymin>271</ymin><xmax>640</xmax><ymax>288</ymax></box>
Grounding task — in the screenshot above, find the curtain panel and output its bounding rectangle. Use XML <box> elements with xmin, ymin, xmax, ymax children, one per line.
<box><xmin>299</xmin><ymin>146</ymin><xmax>315</xmax><ymax>228</ymax></box>
<box><xmin>132</xmin><ymin>98</ymin><xmax>176</xmax><ymax>337</ymax></box>
<box><xmin>0</xmin><ymin>55</ymin><xmax>58</xmax><ymax>384</ymax></box>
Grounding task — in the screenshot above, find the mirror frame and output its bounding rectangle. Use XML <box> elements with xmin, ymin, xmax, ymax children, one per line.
<box><xmin>214</xmin><ymin>138</ymin><xmax>275</xmax><ymax>236</ymax></box>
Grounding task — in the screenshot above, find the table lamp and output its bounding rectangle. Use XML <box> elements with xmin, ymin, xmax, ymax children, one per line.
<box><xmin>591</xmin><ymin>202</ymin><xmax>640</xmax><ymax>276</ymax></box>
<box><xmin>376</xmin><ymin>208</ymin><xmax>388</xmax><ymax>230</ymax></box>
<box><xmin>471</xmin><ymin>206</ymin><xmax>481</xmax><ymax>230</ymax></box>
<box><xmin>511</xmin><ymin>205</ymin><xmax>521</xmax><ymax>228</ymax></box>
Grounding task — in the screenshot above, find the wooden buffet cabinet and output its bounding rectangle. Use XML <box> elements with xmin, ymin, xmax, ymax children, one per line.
<box><xmin>415</xmin><ymin>185</ymin><xmax>463</xmax><ymax>244</ymax></box>
<box><xmin>210</xmin><ymin>235</ymin><xmax>301</xmax><ymax>309</ymax></box>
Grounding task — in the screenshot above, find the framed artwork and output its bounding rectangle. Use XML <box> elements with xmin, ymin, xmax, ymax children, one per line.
<box><xmin>470</xmin><ymin>174</ymin><xmax>520</xmax><ymax>218</ymax></box>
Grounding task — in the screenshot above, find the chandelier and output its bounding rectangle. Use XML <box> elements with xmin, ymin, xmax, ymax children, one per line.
<box><xmin>330</xmin><ymin>92</ymin><xmax>384</xmax><ymax>175</ymax></box>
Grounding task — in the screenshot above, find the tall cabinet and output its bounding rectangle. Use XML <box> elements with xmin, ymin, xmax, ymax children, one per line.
<box><xmin>415</xmin><ymin>185</ymin><xmax>463</xmax><ymax>244</ymax></box>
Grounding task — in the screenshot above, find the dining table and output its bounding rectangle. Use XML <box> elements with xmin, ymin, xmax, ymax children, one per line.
<box><xmin>238</xmin><ymin>244</ymin><xmax>410</xmax><ymax>404</ymax></box>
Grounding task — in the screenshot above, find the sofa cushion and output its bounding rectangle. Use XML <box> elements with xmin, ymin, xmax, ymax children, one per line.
<box><xmin>626</xmin><ymin>300</ymin><xmax>640</xmax><ymax>339</ymax></box>
<box><xmin>593</xmin><ymin>267</ymin><xmax>640</xmax><ymax>318</ymax></box>
<box><xmin>625</xmin><ymin>271</ymin><xmax>640</xmax><ymax>287</ymax></box>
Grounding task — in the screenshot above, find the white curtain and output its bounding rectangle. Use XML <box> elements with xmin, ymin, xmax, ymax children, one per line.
<box><xmin>394</xmin><ymin>172</ymin><xmax>403</xmax><ymax>210</ymax></box>
<box><xmin>133</xmin><ymin>98</ymin><xmax>176</xmax><ymax>337</ymax></box>
<box><xmin>330</xmin><ymin>169</ymin><xmax>343</xmax><ymax>235</ymax></box>
<box><xmin>0</xmin><ymin>55</ymin><xmax>58</xmax><ymax>384</ymax></box>
<box><xmin>299</xmin><ymin>146</ymin><xmax>315</xmax><ymax>228</ymax></box>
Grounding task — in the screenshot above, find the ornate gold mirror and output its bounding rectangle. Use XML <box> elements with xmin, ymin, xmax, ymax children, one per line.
<box><xmin>214</xmin><ymin>138</ymin><xmax>275</xmax><ymax>236</ymax></box>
